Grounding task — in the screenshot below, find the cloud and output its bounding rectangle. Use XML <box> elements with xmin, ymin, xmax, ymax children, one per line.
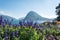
<box><xmin>0</xmin><ymin>10</ymin><xmax>18</xmax><ymax>19</ymax></box>
<box><xmin>0</xmin><ymin>10</ymin><xmax>9</xmax><ymax>15</ymax></box>
<box><xmin>0</xmin><ymin>11</ymin><xmax>5</xmax><ymax>15</ymax></box>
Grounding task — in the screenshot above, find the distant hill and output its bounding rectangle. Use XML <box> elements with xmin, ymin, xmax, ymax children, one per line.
<box><xmin>23</xmin><ymin>11</ymin><xmax>51</xmax><ymax>23</ymax></box>
<box><xmin>0</xmin><ymin>14</ymin><xmax>19</xmax><ymax>25</ymax></box>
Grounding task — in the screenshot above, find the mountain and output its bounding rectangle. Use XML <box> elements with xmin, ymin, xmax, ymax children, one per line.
<box><xmin>0</xmin><ymin>14</ymin><xmax>19</xmax><ymax>25</ymax></box>
<box><xmin>24</xmin><ymin>11</ymin><xmax>52</xmax><ymax>23</ymax></box>
<box><xmin>0</xmin><ymin>11</ymin><xmax>53</xmax><ymax>25</ymax></box>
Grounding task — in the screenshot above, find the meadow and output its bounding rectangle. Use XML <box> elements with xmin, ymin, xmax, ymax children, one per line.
<box><xmin>0</xmin><ymin>21</ymin><xmax>60</xmax><ymax>40</ymax></box>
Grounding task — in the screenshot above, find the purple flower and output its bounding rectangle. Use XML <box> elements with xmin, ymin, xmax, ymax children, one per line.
<box><xmin>11</xmin><ymin>31</ymin><xmax>15</xmax><ymax>37</ymax></box>
<box><xmin>4</xmin><ymin>31</ymin><xmax>9</xmax><ymax>40</ymax></box>
<box><xmin>5</xmin><ymin>36</ymin><xmax>9</xmax><ymax>40</ymax></box>
<box><xmin>15</xmin><ymin>30</ymin><xmax>18</xmax><ymax>37</ymax></box>
<box><xmin>33</xmin><ymin>23</ymin><xmax>39</xmax><ymax>28</ymax></box>
<box><xmin>0</xmin><ymin>16</ymin><xmax>2</xmax><ymax>25</ymax></box>
<box><xmin>27</xmin><ymin>21</ymin><xmax>33</xmax><ymax>26</ymax></box>
<box><xmin>23</xmin><ymin>22</ymin><xmax>27</xmax><ymax>26</ymax></box>
<box><xmin>19</xmin><ymin>21</ymin><xmax>23</xmax><ymax>26</ymax></box>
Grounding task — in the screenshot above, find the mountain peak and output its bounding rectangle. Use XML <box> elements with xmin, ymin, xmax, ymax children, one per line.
<box><xmin>28</xmin><ymin>11</ymin><xmax>36</xmax><ymax>14</ymax></box>
<box><xmin>24</xmin><ymin>11</ymin><xmax>49</xmax><ymax>22</ymax></box>
<box><xmin>27</xmin><ymin>11</ymin><xmax>39</xmax><ymax>16</ymax></box>
<box><xmin>26</xmin><ymin>11</ymin><xmax>42</xmax><ymax>18</ymax></box>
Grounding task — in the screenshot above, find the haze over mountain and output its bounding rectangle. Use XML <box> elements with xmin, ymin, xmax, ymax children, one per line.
<box><xmin>0</xmin><ymin>14</ymin><xmax>19</xmax><ymax>25</ymax></box>
<box><xmin>24</xmin><ymin>11</ymin><xmax>52</xmax><ymax>23</ymax></box>
<box><xmin>0</xmin><ymin>11</ymin><xmax>53</xmax><ymax>24</ymax></box>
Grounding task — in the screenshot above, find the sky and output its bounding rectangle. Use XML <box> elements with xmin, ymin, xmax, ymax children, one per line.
<box><xmin>0</xmin><ymin>0</ymin><xmax>60</xmax><ymax>19</ymax></box>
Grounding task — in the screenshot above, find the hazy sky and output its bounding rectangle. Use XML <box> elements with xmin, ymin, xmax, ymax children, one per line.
<box><xmin>0</xmin><ymin>0</ymin><xmax>60</xmax><ymax>19</ymax></box>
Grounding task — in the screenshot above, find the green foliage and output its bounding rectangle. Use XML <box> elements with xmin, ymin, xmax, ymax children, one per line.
<box><xmin>56</xmin><ymin>4</ymin><xmax>60</xmax><ymax>21</ymax></box>
<box><xmin>0</xmin><ymin>25</ymin><xmax>60</xmax><ymax>40</ymax></box>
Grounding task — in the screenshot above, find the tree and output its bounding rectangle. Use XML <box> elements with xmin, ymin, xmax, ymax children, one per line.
<box><xmin>56</xmin><ymin>4</ymin><xmax>60</xmax><ymax>21</ymax></box>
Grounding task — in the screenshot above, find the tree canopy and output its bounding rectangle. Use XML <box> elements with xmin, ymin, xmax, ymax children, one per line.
<box><xmin>56</xmin><ymin>4</ymin><xmax>60</xmax><ymax>21</ymax></box>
